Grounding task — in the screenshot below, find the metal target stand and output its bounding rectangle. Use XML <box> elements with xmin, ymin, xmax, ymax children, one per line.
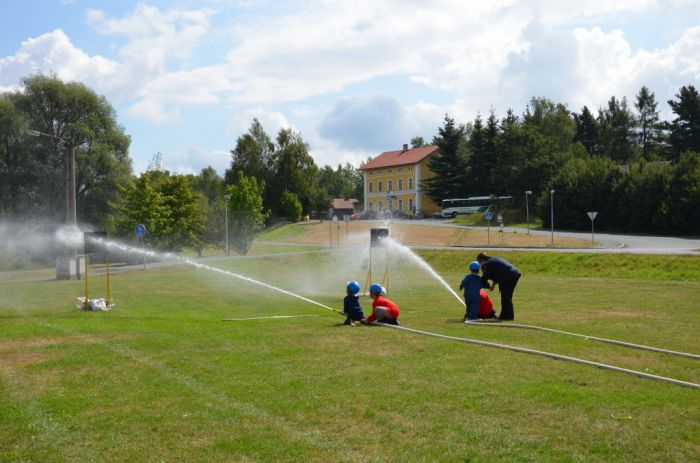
<box><xmin>364</xmin><ymin>228</ymin><xmax>390</xmax><ymax>294</ymax></box>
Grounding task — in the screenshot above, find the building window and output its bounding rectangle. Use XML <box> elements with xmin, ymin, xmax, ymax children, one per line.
<box><xmin>398</xmin><ymin>199</ymin><xmax>403</xmax><ymax>211</ymax></box>
<box><xmin>378</xmin><ymin>169</ymin><xmax>382</xmax><ymax>174</ymax></box>
<box><xmin>398</xmin><ymin>167</ymin><xmax>403</xmax><ymax>172</ymax></box>
<box><xmin>369</xmin><ymin>201</ymin><xmax>373</xmax><ymax>210</ymax></box>
<box><xmin>388</xmin><ymin>168</ymin><xmax>392</xmax><ymax>173</ymax></box>
<box><xmin>388</xmin><ymin>180</ymin><xmax>392</xmax><ymax>191</ymax></box>
<box><xmin>378</xmin><ymin>181</ymin><xmax>383</xmax><ymax>192</ymax></box>
<box><xmin>369</xmin><ymin>171</ymin><xmax>374</xmax><ymax>176</ymax></box>
<box><xmin>369</xmin><ymin>182</ymin><xmax>373</xmax><ymax>193</ymax></box>
<box><xmin>379</xmin><ymin>201</ymin><xmax>383</xmax><ymax>210</ymax></box>
<box><xmin>408</xmin><ymin>165</ymin><xmax>413</xmax><ymax>171</ymax></box>
<box><xmin>409</xmin><ymin>178</ymin><xmax>413</xmax><ymax>189</ymax></box>
<box><xmin>398</xmin><ymin>179</ymin><xmax>403</xmax><ymax>190</ymax></box>
<box><xmin>409</xmin><ymin>198</ymin><xmax>414</xmax><ymax>212</ymax></box>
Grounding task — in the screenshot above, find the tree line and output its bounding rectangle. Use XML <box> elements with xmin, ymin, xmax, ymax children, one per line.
<box><xmin>2</xmin><ymin>74</ymin><xmax>698</xmax><ymax>266</ymax></box>
<box><xmin>423</xmin><ymin>85</ymin><xmax>700</xmax><ymax>234</ymax></box>
<box><xmin>0</xmin><ymin>74</ymin><xmax>363</xmax><ymax>260</ymax></box>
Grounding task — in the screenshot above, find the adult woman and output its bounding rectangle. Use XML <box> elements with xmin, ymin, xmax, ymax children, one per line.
<box><xmin>476</xmin><ymin>252</ymin><xmax>521</xmax><ymax>321</ymax></box>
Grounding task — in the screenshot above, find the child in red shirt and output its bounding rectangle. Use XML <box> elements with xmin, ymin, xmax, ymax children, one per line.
<box><xmin>361</xmin><ymin>283</ymin><xmax>400</xmax><ymax>325</ymax></box>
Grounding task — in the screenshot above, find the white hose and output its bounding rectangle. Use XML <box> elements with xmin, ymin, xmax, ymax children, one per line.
<box><xmin>464</xmin><ymin>321</ymin><xmax>700</xmax><ymax>360</ymax></box>
<box><xmin>377</xmin><ymin>323</ymin><xmax>700</xmax><ymax>390</ymax></box>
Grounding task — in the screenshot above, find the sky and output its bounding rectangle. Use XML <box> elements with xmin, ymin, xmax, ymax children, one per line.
<box><xmin>1</xmin><ymin>0</ymin><xmax>699</xmax><ymax>176</ymax></box>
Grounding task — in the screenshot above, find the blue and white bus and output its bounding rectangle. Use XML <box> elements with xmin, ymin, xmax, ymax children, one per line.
<box><xmin>440</xmin><ymin>196</ymin><xmax>513</xmax><ymax>218</ymax></box>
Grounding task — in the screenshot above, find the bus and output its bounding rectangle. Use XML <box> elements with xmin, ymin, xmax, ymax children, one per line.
<box><xmin>440</xmin><ymin>196</ymin><xmax>513</xmax><ymax>218</ymax></box>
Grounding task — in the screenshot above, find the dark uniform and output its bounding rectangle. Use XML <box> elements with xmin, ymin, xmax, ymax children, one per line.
<box><xmin>480</xmin><ymin>256</ymin><xmax>521</xmax><ymax>321</ymax></box>
<box><xmin>343</xmin><ymin>294</ymin><xmax>365</xmax><ymax>325</ymax></box>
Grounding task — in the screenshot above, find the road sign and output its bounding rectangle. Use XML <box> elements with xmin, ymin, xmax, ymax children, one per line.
<box><xmin>587</xmin><ymin>212</ymin><xmax>598</xmax><ymax>244</ymax></box>
<box><xmin>332</xmin><ymin>215</ymin><xmax>338</xmax><ymax>222</ymax></box>
<box><xmin>497</xmin><ymin>213</ymin><xmax>503</xmax><ymax>223</ymax></box>
<box><xmin>485</xmin><ymin>211</ymin><xmax>493</xmax><ymax>221</ymax></box>
<box><xmin>135</xmin><ymin>223</ymin><xmax>147</xmax><ymax>238</ymax></box>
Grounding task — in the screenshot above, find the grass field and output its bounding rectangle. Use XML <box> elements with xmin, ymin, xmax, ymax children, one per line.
<box><xmin>1</xmin><ymin>244</ymin><xmax>699</xmax><ymax>462</ymax></box>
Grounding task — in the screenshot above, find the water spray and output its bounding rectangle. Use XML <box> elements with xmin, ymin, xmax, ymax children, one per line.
<box><xmin>85</xmin><ymin>235</ymin><xmax>343</xmax><ymax>315</ymax></box>
<box><xmin>384</xmin><ymin>237</ymin><xmax>699</xmax><ymax>360</ymax></box>
<box><xmin>80</xmin><ymin>234</ymin><xmax>697</xmax><ymax>389</ymax></box>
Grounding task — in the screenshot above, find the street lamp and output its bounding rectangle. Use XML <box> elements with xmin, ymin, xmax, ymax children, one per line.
<box><xmin>524</xmin><ymin>190</ymin><xmax>532</xmax><ymax>235</ymax></box>
<box><xmin>224</xmin><ymin>194</ymin><xmax>231</xmax><ymax>256</ymax></box>
<box><xmin>27</xmin><ymin>129</ymin><xmax>76</xmax><ymax>227</ymax></box>
<box><xmin>550</xmin><ymin>189</ymin><xmax>555</xmax><ymax>247</ymax></box>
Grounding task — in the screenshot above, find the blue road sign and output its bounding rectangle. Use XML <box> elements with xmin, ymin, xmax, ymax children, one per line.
<box><xmin>135</xmin><ymin>223</ymin><xmax>147</xmax><ymax>238</ymax></box>
<box><xmin>485</xmin><ymin>211</ymin><xmax>493</xmax><ymax>221</ymax></box>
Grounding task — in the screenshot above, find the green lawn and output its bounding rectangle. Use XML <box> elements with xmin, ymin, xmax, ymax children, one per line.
<box><xmin>1</xmin><ymin>249</ymin><xmax>699</xmax><ymax>462</ymax></box>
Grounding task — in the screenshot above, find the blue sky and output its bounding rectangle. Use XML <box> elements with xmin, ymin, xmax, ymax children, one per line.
<box><xmin>1</xmin><ymin>0</ymin><xmax>699</xmax><ymax>175</ymax></box>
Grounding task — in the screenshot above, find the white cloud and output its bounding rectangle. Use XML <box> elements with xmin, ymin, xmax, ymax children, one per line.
<box><xmin>0</xmin><ymin>29</ymin><xmax>119</xmax><ymax>93</ymax></box>
<box><xmin>164</xmin><ymin>146</ymin><xmax>231</xmax><ymax>176</ymax></box>
<box><xmin>127</xmin><ymin>99</ymin><xmax>181</xmax><ymax>123</ymax></box>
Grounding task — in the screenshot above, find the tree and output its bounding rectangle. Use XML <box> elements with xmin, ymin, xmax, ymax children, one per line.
<box><xmin>3</xmin><ymin>74</ymin><xmax>132</xmax><ymax>227</ymax></box>
<box><xmin>667</xmin><ymin>85</ymin><xmax>700</xmax><ymax>159</ymax></box>
<box><xmin>225</xmin><ymin>118</ymin><xmax>275</xmax><ymax>202</ymax></box>
<box><xmin>423</xmin><ymin>115</ymin><xmax>468</xmax><ymax>202</ymax></box>
<box><xmin>539</xmin><ymin>156</ymin><xmax>622</xmax><ymax>230</ymax></box>
<box><xmin>279</xmin><ymin>189</ymin><xmax>303</xmax><ymax>222</ymax></box>
<box><xmin>523</xmin><ymin>97</ymin><xmax>576</xmax><ymax>151</ymax></box>
<box><xmin>112</xmin><ymin>171</ymin><xmax>204</xmax><ymax>251</ymax></box>
<box><xmin>492</xmin><ymin>123</ymin><xmax>570</xmax><ymax>199</ymax></box>
<box><xmin>573</xmin><ymin>106</ymin><xmax>598</xmax><ymax>155</ymax></box>
<box><xmin>269</xmin><ymin>128</ymin><xmax>320</xmax><ymax>216</ymax></box>
<box><xmin>634</xmin><ymin>86</ymin><xmax>662</xmax><ymax>160</ymax></box>
<box><xmin>227</xmin><ymin>171</ymin><xmax>267</xmax><ymax>254</ymax></box>
<box><xmin>0</xmin><ymin>97</ymin><xmax>32</xmax><ymax>215</ymax></box>
<box><xmin>410</xmin><ymin>136</ymin><xmax>426</xmax><ymax>148</ymax></box>
<box><xmin>664</xmin><ymin>151</ymin><xmax>700</xmax><ymax>233</ymax></box>
<box><xmin>597</xmin><ymin>96</ymin><xmax>636</xmax><ymax>163</ymax></box>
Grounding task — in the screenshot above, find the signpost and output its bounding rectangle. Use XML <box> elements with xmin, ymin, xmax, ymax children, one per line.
<box><xmin>485</xmin><ymin>210</ymin><xmax>493</xmax><ymax>246</ymax></box>
<box><xmin>497</xmin><ymin>213</ymin><xmax>504</xmax><ymax>247</ymax></box>
<box><xmin>587</xmin><ymin>211</ymin><xmax>598</xmax><ymax>244</ymax></box>
<box><xmin>135</xmin><ymin>224</ymin><xmax>147</xmax><ymax>269</ymax></box>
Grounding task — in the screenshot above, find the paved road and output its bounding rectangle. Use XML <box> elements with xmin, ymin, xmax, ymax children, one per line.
<box><xmin>352</xmin><ymin>219</ymin><xmax>700</xmax><ymax>255</ymax></box>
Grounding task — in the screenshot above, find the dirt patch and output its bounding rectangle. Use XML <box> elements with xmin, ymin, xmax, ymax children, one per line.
<box><xmin>0</xmin><ymin>351</ymin><xmax>51</xmax><ymax>375</ymax></box>
<box><xmin>269</xmin><ymin>221</ymin><xmax>592</xmax><ymax>248</ymax></box>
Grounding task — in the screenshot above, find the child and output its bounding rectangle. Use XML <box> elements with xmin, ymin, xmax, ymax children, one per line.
<box><xmin>342</xmin><ymin>280</ymin><xmax>365</xmax><ymax>325</ymax></box>
<box><xmin>477</xmin><ymin>289</ymin><xmax>497</xmax><ymax>319</ymax></box>
<box><xmin>362</xmin><ymin>283</ymin><xmax>400</xmax><ymax>325</ymax></box>
<box><xmin>459</xmin><ymin>261</ymin><xmax>489</xmax><ymax>322</ymax></box>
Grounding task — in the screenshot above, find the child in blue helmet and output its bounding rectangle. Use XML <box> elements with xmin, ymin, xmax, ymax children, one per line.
<box><xmin>459</xmin><ymin>261</ymin><xmax>489</xmax><ymax>322</ymax></box>
<box><xmin>342</xmin><ymin>281</ymin><xmax>365</xmax><ymax>325</ymax></box>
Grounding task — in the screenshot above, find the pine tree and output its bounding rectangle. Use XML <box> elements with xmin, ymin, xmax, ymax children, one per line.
<box><xmin>423</xmin><ymin>115</ymin><xmax>468</xmax><ymax>202</ymax></box>
<box><xmin>573</xmin><ymin>106</ymin><xmax>598</xmax><ymax>155</ymax></box>
<box><xmin>667</xmin><ymin>84</ymin><xmax>700</xmax><ymax>159</ymax></box>
<box><xmin>635</xmin><ymin>86</ymin><xmax>661</xmax><ymax>160</ymax></box>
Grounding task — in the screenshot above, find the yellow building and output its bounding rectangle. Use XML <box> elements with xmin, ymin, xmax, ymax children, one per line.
<box><xmin>360</xmin><ymin>144</ymin><xmax>440</xmax><ymax>217</ymax></box>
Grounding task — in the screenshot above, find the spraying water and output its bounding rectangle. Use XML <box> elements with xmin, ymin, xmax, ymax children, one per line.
<box><xmin>86</xmin><ymin>236</ymin><xmax>340</xmax><ymax>314</ymax></box>
<box><xmin>385</xmin><ymin>238</ymin><xmax>465</xmax><ymax>306</ymax></box>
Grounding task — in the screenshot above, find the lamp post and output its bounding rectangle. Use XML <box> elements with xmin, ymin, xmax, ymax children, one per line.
<box><xmin>524</xmin><ymin>190</ymin><xmax>532</xmax><ymax>235</ymax></box>
<box><xmin>27</xmin><ymin>129</ymin><xmax>79</xmax><ymax>279</ymax></box>
<box><xmin>550</xmin><ymin>189</ymin><xmax>555</xmax><ymax>247</ymax></box>
<box><xmin>224</xmin><ymin>194</ymin><xmax>231</xmax><ymax>256</ymax></box>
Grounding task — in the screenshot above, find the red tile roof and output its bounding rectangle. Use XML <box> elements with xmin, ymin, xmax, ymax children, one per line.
<box><xmin>360</xmin><ymin>145</ymin><xmax>439</xmax><ymax>170</ymax></box>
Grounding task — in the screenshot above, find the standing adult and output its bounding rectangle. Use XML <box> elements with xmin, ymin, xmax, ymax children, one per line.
<box><xmin>476</xmin><ymin>252</ymin><xmax>521</xmax><ymax>321</ymax></box>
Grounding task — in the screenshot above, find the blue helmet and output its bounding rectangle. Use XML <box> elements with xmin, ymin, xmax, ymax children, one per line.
<box><xmin>346</xmin><ymin>280</ymin><xmax>361</xmax><ymax>295</ymax></box>
<box><xmin>469</xmin><ymin>261</ymin><xmax>481</xmax><ymax>272</ymax></box>
<box><xmin>369</xmin><ymin>283</ymin><xmax>385</xmax><ymax>295</ymax></box>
